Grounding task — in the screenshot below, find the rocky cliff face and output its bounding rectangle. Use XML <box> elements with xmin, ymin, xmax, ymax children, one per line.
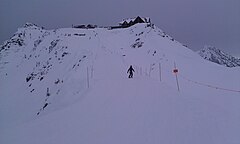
<box><xmin>198</xmin><ymin>45</ymin><xmax>240</xmax><ymax>67</ymax></box>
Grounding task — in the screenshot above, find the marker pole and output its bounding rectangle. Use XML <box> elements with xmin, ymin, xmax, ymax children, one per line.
<box><xmin>174</xmin><ymin>62</ymin><xmax>180</xmax><ymax>92</ymax></box>
<box><xmin>87</xmin><ymin>67</ymin><xmax>90</xmax><ymax>88</ymax></box>
<box><xmin>159</xmin><ymin>63</ymin><xmax>162</xmax><ymax>82</ymax></box>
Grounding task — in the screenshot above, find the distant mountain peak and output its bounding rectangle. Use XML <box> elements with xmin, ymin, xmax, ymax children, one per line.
<box><xmin>198</xmin><ymin>45</ymin><xmax>240</xmax><ymax>67</ymax></box>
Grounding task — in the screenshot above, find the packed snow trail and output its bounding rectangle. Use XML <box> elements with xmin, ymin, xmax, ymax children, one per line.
<box><xmin>2</xmin><ymin>76</ymin><xmax>239</xmax><ymax>144</ymax></box>
<box><xmin>1</xmin><ymin>77</ymin><xmax>187</xmax><ymax>144</ymax></box>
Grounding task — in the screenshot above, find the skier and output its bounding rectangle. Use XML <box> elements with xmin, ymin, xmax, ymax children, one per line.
<box><xmin>127</xmin><ymin>65</ymin><xmax>135</xmax><ymax>78</ymax></box>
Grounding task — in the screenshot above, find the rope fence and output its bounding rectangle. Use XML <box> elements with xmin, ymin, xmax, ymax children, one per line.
<box><xmin>133</xmin><ymin>62</ymin><xmax>240</xmax><ymax>93</ymax></box>
<box><xmin>178</xmin><ymin>73</ymin><xmax>240</xmax><ymax>93</ymax></box>
<box><xmin>86</xmin><ymin>63</ymin><xmax>240</xmax><ymax>93</ymax></box>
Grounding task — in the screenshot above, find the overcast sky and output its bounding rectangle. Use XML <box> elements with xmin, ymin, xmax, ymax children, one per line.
<box><xmin>0</xmin><ymin>0</ymin><xmax>239</xmax><ymax>56</ymax></box>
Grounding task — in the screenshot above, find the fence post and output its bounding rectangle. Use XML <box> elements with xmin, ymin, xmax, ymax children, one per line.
<box><xmin>91</xmin><ymin>65</ymin><xmax>93</xmax><ymax>78</ymax></box>
<box><xmin>149</xmin><ymin>64</ymin><xmax>152</xmax><ymax>77</ymax></box>
<box><xmin>145</xmin><ymin>68</ymin><xmax>148</xmax><ymax>76</ymax></box>
<box><xmin>140</xmin><ymin>67</ymin><xmax>142</xmax><ymax>76</ymax></box>
<box><xmin>87</xmin><ymin>67</ymin><xmax>90</xmax><ymax>88</ymax></box>
<box><xmin>136</xmin><ymin>66</ymin><xmax>139</xmax><ymax>75</ymax></box>
<box><xmin>159</xmin><ymin>63</ymin><xmax>162</xmax><ymax>82</ymax></box>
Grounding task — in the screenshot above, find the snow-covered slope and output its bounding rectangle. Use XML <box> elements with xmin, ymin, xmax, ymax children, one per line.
<box><xmin>198</xmin><ymin>45</ymin><xmax>240</xmax><ymax>67</ymax></box>
<box><xmin>1</xmin><ymin>22</ymin><xmax>240</xmax><ymax>144</ymax></box>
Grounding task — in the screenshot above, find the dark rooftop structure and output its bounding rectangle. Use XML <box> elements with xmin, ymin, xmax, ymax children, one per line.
<box><xmin>119</xmin><ymin>16</ymin><xmax>151</xmax><ymax>28</ymax></box>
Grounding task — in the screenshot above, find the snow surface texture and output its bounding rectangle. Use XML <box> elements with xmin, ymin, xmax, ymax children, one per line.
<box><xmin>1</xmin><ymin>22</ymin><xmax>240</xmax><ymax>144</ymax></box>
<box><xmin>198</xmin><ymin>45</ymin><xmax>240</xmax><ymax>67</ymax></box>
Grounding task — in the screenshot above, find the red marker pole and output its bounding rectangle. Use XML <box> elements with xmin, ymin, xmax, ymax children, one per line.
<box><xmin>173</xmin><ymin>62</ymin><xmax>180</xmax><ymax>92</ymax></box>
